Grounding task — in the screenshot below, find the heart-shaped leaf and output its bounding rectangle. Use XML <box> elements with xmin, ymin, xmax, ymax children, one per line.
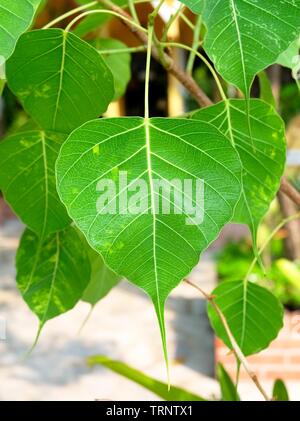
<box><xmin>56</xmin><ymin>117</ymin><xmax>242</xmax><ymax>361</ymax></box>
<box><xmin>6</xmin><ymin>29</ymin><xmax>115</xmax><ymax>133</ymax></box>
<box><xmin>0</xmin><ymin>128</ymin><xmax>70</xmax><ymax>237</ymax></box>
<box><xmin>208</xmin><ymin>280</ymin><xmax>283</xmax><ymax>356</ymax></box>
<box><xmin>187</xmin><ymin>0</ymin><xmax>300</xmax><ymax>95</ymax></box>
<box><xmin>192</xmin><ymin>99</ymin><xmax>286</xmax><ymax>244</ymax></box>
<box><xmin>16</xmin><ymin>227</ymin><xmax>91</xmax><ymax>327</ymax></box>
<box><xmin>0</xmin><ymin>0</ymin><xmax>41</xmax><ymax>60</ymax></box>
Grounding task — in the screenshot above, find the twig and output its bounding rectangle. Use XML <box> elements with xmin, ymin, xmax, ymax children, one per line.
<box><xmin>184</xmin><ymin>279</ymin><xmax>270</xmax><ymax>401</ymax></box>
<box><xmin>280</xmin><ymin>176</ymin><xmax>300</xmax><ymax>207</ymax></box>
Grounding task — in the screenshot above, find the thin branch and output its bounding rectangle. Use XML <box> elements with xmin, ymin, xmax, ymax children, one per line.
<box><xmin>280</xmin><ymin>176</ymin><xmax>300</xmax><ymax>207</ymax></box>
<box><xmin>184</xmin><ymin>279</ymin><xmax>270</xmax><ymax>401</ymax></box>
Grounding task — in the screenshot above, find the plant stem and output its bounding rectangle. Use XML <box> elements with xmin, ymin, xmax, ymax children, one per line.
<box><xmin>184</xmin><ymin>279</ymin><xmax>270</xmax><ymax>401</ymax></box>
<box><xmin>161</xmin><ymin>41</ymin><xmax>227</xmax><ymax>101</ymax></box>
<box><xmin>144</xmin><ymin>25</ymin><xmax>153</xmax><ymax>120</ymax></box>
<box><xmin>43</xmin><ymin>1</ymin><xmax>98</xmax><ymax>29</ymax></box>
<box><xmin>186</xmin><ymin>15</ymin><xmax>202</xmax><ymax>75</ymax></box>
<box><xmin>128</xmin><ymin>0</ymin><xmax>140</xmax><ymax>24</ymax></box>
<box><xmin>65</xmin><ymin>9</ymin><xmax>147</xmax><ymax>33</ymax></box>
<box><xmin>99</xmin><ymin>45</ymin><xmax>147</xmax><ymax>55</ymax></box>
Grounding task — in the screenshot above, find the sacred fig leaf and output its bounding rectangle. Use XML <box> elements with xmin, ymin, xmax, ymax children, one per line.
<box><xmin>6</xmin><ymin>29</ymin><xmax>114</xmax><ymax>133</ymax></box>
<box><xmin>16</xmin><ymin>227</ymin><xmax>91</xmax><ymax>327</ymax></box>
<box><xmin>82</xmin><ymin>242</ymin><xmax>121</xmax><ymax>306</ymax></box>
<box><xmin>56</xmin><ymin>117</ymin><xmax>242</xmax><ymax>362</ymax></box>
<box><xmin>198</xmin><ymin>0</ymin><xmax>300</xmax><ymax>95</ymax></box>
<box><xmin>0</xmin><ymin>0</ymin><xmax>41</xmax><ymax>61</ymax></box>
<box><xmin>179</xmin><ymin>0</ymin><xmax>204</xmax><ymax>14</ymax></box>
<box><xmin>0</xmin><ymin>129</ymin><xmax>70</xmax><ymax>237</ymax></box>
<box><xmin>192</xmin><ymin>99</ymin><xmax>286</xmax><ymax>244</ymax></box>
<box><xmin>74</xmin><ymin>0</ymin><xmax>128</xmax><ymax>38</ymax></box>
<box><xmin>208</xmin><ymin>280</ymin><xmax>284</xmax><ymax>356</ymax></box>
<box><xmin>96</xmin><ymin>38</ymin><xmax>131</xmax><ymax>100</ymax></box>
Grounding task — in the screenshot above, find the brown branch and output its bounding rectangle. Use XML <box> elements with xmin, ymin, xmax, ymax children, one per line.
<box><xmin>280</xmin><ymin>176</ymin><xmax>300</xmax><ymax>208</ymax></box>
<box><xmin>100</xmin><ymin>0</ymin><xmax>300</xmax><ymax>207</ymax></box>
<box><xmin>184</xmin><ymin>279</ymin><xmax>270</xmax><ymax>401</ymax></box>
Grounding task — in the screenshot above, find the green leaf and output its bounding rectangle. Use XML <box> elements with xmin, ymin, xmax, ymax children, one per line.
<box><xmin>74</xmin><ymin>0</ymin><xmax>128</xmax><ymax>38</ymax></box>
<box><xmin>217</xmin><ymin>363</ymin><xmax>240</xmax><ymax>401</ymax></box>
<box><xmin>56</xmin><ymin>117</ymin><xmax>242</xmax><ymax>364</ymax></box>
<box><xmin>0</xmin><ymin>0</ymin><xmax>40</xmax><ymax>60</ymax></box>
<box><xmin>96</xmin><ymin>38</ymin><xmax>131</xmax><ymax>100</ymax></box>
<box><xmin>208</xmin><ymin>280</ymin><xmax>284</xmax><ymax>356</ymax></box>
<box><xmin>179</xmin><ymin>1</ymin><xmax>204</xmax><ymax>14</ymax></box>
<box><xmin>6</xmin><ymin>29</ymin><xmax>114</xmax><ymax>133</ymax></box>
<box><xmin>0</xmin><ymin>129</ymin><xmax>70</xmax><ymax>237</ymax></box>
<box><xmin>277</xmin><ymin>38</ymin><xmax>300</xmax><ymax>70</ymax></box>
<box><xmin>82</xmin><ymin>244</ymin><xmax>121</xmax><ymax>306</ymax></box>
<box><xmin>258</xmin><ymin>72</ymin><xmax>276</xmax><ymax>108</ymax></box>
<box><xmin>16</xmin><ymin>227</ymin><xmax>91</xmax><ymax>326</ymax></box>
<box><xmin>272</xmin><ymin>379</ymin><xmax>289</xmax><ymax>401</ymax></box>
<box><xmin>87</xmin><ymin>355</ymin><xmax>205</xmax><ymax>401</ymax></box>
<box><xmin>192</xmin><ymin>99</ymin><xmax>286</xmax><ymax>244</ymax></box>
<box><xmin>198</xmin><ymin>0</ymin><xmax>300</xmax><ymax>95</ymax></box>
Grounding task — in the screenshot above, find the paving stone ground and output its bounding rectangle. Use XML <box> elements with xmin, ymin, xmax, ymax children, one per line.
<box><xmin>0</xmin><ymin>219</ymin><xmax>289</xmax><ymax>401</ymax></box>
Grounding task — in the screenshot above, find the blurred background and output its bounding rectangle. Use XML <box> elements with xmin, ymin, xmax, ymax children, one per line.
<box><xmin>1</xmin><ymin>0</ymin><xmax>300</xmax><ymax>401</ymax></box>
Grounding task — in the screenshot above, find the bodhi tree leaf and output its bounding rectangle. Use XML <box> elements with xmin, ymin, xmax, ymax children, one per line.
<box><xmin>56</xmin><ymin>117</ymin><xmax>242</xmax><ymax>364</ymax></box>
<box><xmin>6</xmin><ymin>29</ymin><xmax>114</xmax><ymax>133</ymax></box>
<box><xmin>192</xmin><ymin>99</ymin><xmax>286</xmax><ymax>244</ymax></box>
<box><xmin>179</xmin><ymin>0</ymin><xmax>204</xmax><ymax>14</ymax></box>
<box><xmin>82</xmin><ymin>243</ymin><xmax>121</xmax><ymax>306</ymax></box>
<box><xmin>0</xmin><ymin>129</ymin><xmax>70</xmax><ymax>237</ymax></box>
<box><xmin>185</xmin><ymin>0</ymin><xmax>300</xmax><ymax>95</ymax></box>
<box><xmin>96</xmin><ymin>38</ymin><xmax>131</xmax><ymax>100</ymax></box>
<box><xmin>74</xmin><ymin>0</ymin><xmax>128</xmax><ymax>38</ymax></box>
<box><xmin>0</xmin><ymin>0</ymin><xmax>41</xmax><ymax>60</ymax></box>
<box><xmin>87</xmin><ymin>355</ymin><xmax>205</xmax><ymax>401</ymax></box>
<box><xmin>16</xmin><ymin>227</ymin><xmax>91</xmax><ymax>328</ymax></box>
<box><xmin>208</xmin><ymin>280</ymin><xmax>284</xmax><ymax>356</ymax></box>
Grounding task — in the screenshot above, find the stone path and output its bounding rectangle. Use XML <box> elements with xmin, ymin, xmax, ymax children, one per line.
<box><xmin>0</xmin><ymin>220</ymin><xmax>219</xmax><ymax>401</ymax></box>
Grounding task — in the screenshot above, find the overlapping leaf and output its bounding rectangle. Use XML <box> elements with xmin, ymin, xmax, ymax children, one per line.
<box><xmin>0</xmin><ymin>129</ymin><xmax>70</xmax><ymax>237</ymax></box>
<box><xmin>56</xmin><ymin>117</ymin><xmax>242</xmax><ymax>360</ymax></box>
<box><xmin>182</xmin><ymin>0</ymin><xmax>300</xmax><ymax>95</ymax></box>
<box><xmin>96</xmin><ymin>38</ymin><xmax>131</xmax><ymax>100</ymax></box>
<box><xmin>6</xmin><ymin>29</ymin><xmax>115</xmax><ymax>133</ymax></box>
<box><xmin>16</xmin><ymin>227</ymin><xmax>90</xmax><ymax>326</ymax></box>
<box><xmin>0</xmin><ymin>0</ymin><xmax>41</xmax><ymax>60</ymax></box>
<box><xmin>208</xmin><ymin>280</ymin><xmax>283</xmax><ymax>356</ymax></box>
<box><xmin>192</xmin><ymin>99</ymin><xmax>286</xmax><ymax>243</ymax></box>
<box><xmin>179</xmin><ymin>0</ymin><xmax>204</xmax><ymax>14</ymax></box>
<box><xmin>82</xmin><ymin>244</ymin><xmax>121</xmax><ymax>306</ymax></box>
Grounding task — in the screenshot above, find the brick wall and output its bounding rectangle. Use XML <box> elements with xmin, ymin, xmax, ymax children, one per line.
<box><xmin>215</xmin><ymin>310</ymin><xmax>300</xmax><ymax>381</ymax></box>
